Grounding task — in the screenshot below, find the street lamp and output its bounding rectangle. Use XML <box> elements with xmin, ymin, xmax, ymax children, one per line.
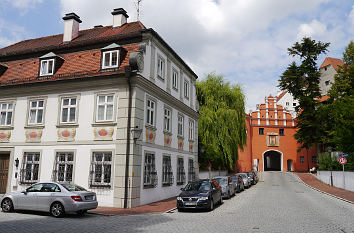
<box><xmin>131</xmin><ymin>126</ymin><xmax>142</xmax><ymax>143</ymax></box>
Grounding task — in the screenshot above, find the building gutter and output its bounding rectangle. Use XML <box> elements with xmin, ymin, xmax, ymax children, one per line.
<box><xmin>124</xmin><ymin>66</ymin><xmax>133</xmax><ymax>208</ymax></box>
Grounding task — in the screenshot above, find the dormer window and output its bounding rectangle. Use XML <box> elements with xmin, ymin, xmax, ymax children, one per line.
<box><xmin>38</xmin><ymin>52</ymin><xmax>64</xmax><ymax>77</ymax></box>
<box><xmin>101</xmin><ymin>43</ymin><xmax>122</xmax><ymax>70</ymax></box>
<box><xmin>40</xmin><ymin>59</ymin><xmax>55</xmax><ymax>76</ymax></box>
<box><xmin>102</xmin><ymin>50</ymin><xmax>119</xmax><ymax>69</ymax></box>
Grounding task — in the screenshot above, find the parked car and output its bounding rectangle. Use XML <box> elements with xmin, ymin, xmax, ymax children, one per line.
<box><xmin>231</xmin><ymin>174</ymin><xmax>245</xmax><ymax>193</ymax></box>
<box><xmin>237</xmin><ymin>173</ymin><xmax>251</xmax><ymax>188</ymax></box>
<box><xmin>213</xmin><ymin>176</ymin><xmax>236</xmax><ymax>199</ymax></box>
<box><xmin>177</xmin><ymin>179</ymin><xmax>222</xmax><ymax>211</ymax></box>
<box><xmin>247</xmin><ymin>171</ymin><xmax>258</xmax><ymax>185</ymax></box>
<box><xmin>1</xmin><ymin>182</ymin><xmax>98</xmax><ymax>217</ymax></box>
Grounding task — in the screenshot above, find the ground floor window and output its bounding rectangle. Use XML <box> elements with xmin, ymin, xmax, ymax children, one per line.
<box><xmin>90</xmin><ymin>152</ymin><xmax>112</xmax><ymax>187</ymax></box>
<box><xmin>300</xmin><ymin>156</ymin><xmax>305</xmax><ymax>163</ymax></box>
<box><xmin>177</xmin><ymin>157</ymin><xmax>185</xmax><ymax>185</ymax></box>
<box><xmin>53</xmin><ymin>152</ymin><xmax>74</xmax><ymax>182</ymax></box>
<box><xmin>144</xmin><ymin>153</ymin><xmax>157</xmax><ymax>187</ymax></box>
<box><xmin>312</xmin><ymin>156</ymin><xmax>318</xmax><ymax>163</ymax></box>
<box><xmin>162</xmin><ymin>156</ymin><xmax>173</xmax><ymax>186</ymax></box>
<box><xmin>20</xmin><ymin>152</ymin><xmax>40</xmax><ymax>184</ymax></box>
<box><xmin>188</xmin><ymin>159</ymin><xmax>195</xmax><ymax>182</ymax></box>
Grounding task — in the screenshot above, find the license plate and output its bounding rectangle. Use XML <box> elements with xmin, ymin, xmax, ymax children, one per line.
<box><xmin>184</xmin><ymin>202</ymin><xmax>196</xmax><ymax>206</ymax></box>
<box><xmin>85</xmin><ymin>195</ymin><xmax>94</xmax><ymax>201</ymax></box>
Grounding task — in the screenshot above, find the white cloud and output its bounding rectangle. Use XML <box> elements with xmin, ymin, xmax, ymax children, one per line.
<box><xmin>297</xmin><ymin>20</ymin><xmax>327</xmax><ymax>39</ymax></box>
<box><xmin>5</xmin><ymin>0</ymin><xmax>42</xmax><ymax>9</ymax></box>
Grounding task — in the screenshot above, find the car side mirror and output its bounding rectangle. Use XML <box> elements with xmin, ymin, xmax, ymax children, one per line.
<box><xmin>180</xmin><ymin>188</ymin><xmax>184</xmax><ymax>191</ymax></box>
<box><xmin>21</xmin><ymin>190</ymin><xmax>27</xmax><ymax>195</ymax></box>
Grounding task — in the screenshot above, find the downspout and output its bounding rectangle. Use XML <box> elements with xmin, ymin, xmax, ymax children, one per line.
<box><xmin>124</xmin><ymin>66</ymin><xmax>132</xmax><ymax>208</ymax></box>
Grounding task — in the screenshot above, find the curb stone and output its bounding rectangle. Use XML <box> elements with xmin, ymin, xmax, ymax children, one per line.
<box><xmin>292</xmin><ymin>173</ymin><xmax>354</xmax><ymax>205</ymax></box>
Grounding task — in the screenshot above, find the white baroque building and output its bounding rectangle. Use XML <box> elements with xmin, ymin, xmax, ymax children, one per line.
<box><xmin>0</xmin><ymin>8</ymin><xmax>199</xmax><ymax>208</ymax></box>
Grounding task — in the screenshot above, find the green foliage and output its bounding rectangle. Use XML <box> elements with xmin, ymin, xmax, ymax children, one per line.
<box><xmin>197</xmin><ymin>73</ymin><xmax>246</xmax><ymax>170</ymax></box>
<box><xmin>278</xmin><ymin>37</ymin><xmax>330</xmax><ymax>150</ymax></box>
<box><xmin>318</xmin><ymin>152</ymin><xmax>354</xmax><ymax>171</ymax></box>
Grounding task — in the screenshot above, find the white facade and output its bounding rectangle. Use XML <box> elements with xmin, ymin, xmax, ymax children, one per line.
<box><xmin>276</xmin><ymin>91</ymin><xmax>298</xmax><ymax>118</ymax></box>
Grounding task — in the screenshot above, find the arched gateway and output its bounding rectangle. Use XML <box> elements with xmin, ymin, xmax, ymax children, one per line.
<box><xmin>263</xmin><ymin>150</ymin><xmax>282</xmax><ymax>171</ymax></box>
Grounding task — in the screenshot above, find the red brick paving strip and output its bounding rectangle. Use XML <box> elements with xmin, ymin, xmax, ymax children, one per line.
<box><xmin>88</xmin><ymin>197</ymin><xmax>177</xmax><ymax>216</ymax></box>
<box><xmin>296</xmin><ymin>172</ymin><xmax>354</xmax><ymax>203</ymax></box>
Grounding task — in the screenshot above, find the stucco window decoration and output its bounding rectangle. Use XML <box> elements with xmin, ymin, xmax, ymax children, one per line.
<box><xmin>20</xmin><ymin>152</ymin><xmax>40</xmax><ymax>184</ymax></box>
<box><xmin>177</xmin><ymin>158</ymin><xmax>186</xmax><ymax>185</ymax></box>
<box><xmin>0</xmin><ymin>130</ymin><xmax>11</xmax><ymax>142</ymax></box>
<box><xmin>266</xmin><ymin>133</ymin><xmax>279</xmax><ymax>147</ymax></box>
<box><xmin>162</xmin><ymin>156</ymin><xmax>173</xmax><ymax>186</ymax></box>
<box><xmin>164</xmin><ymin>134</ymin><xmax>172</xmax><ymax>147</ymax></box>
<box><xmin>90</xmin><ymin>152</ymin><xmax>112</xmax><ymax>188</ymax></box>
<box><xmin>189</xmin><ymin>142</ymin><xmax>194</xmax><ymax>152</ymax></box>
<box><xmin>96</xmin><ymin>94</ymin><xmax>114</xmax><ymax>122</ymax></box>
<box><xmin>143</xmin><ymin>153</ymin><xmax>157</xmax><ymax>188</ymax></box>
<box><xmin>53</xmin><ymin>152</ymin><xmax>74</xmax><ymax>182</ymax></box>
<box><xmin>60</xmin><ymin>97</ymin><xmax>77</xmax><ymax>123</ymax></box>
<box><xmin>146</xmin><ymin>98</ymin><xmax>155</xmax><ymax>126</ymax></box>
<box><xmin>145</xmin><ymin>128</ymin><xmax>156</xmax><ymax>144</ymax></box>
<box><xmin>188</xmin><ymin>159</ymin><xmax>195</xmax><ymax>182</ymax></box>
<box><xmin>157</xmin><ymin>56</ymin><xmax>165</xmax><ymax>80</ymax></box>
<box><xmin>28</xmin><ymin>100</ymin><xmax>44</xmax><ymax>125</ymax></box>
<box><xmin>57</xmin><ymin>128</ymin><xmax>76</xmax><ymax>141</ymax></box>
<box><xmin>0</xmin><ymin>102</ymin><xmax>13</xmax><ymax>126</ymax></box>
<box><xmin>93</xmin><ymin>127</ymin><xmax>114</xmax><ymax>141</ymax></box>
<box><xmin>25</xmin><ymin>129</ymin><xmax>43</xmax><ymax>142</ymax></box>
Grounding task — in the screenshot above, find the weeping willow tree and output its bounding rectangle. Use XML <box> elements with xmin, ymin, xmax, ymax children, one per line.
<box><xmin>197</xmin><ymin>73</ymin><xmax>246</xmax><ymax>170</ymax></box>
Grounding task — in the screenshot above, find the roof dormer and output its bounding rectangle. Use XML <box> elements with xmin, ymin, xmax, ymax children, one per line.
<box><xmin>101</xmin><ymin>43</ymin><xmax>125</xmax><ymax>70</ymax></box>
<box><xmin>38</xmin><ymin>52</ymin><xmax>65</xmax><ymax>77</ymax></box>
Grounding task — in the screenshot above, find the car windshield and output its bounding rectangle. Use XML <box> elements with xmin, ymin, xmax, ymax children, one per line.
<box><xmin>231</xmin><ymin>176</ymin><xmax>237</xmax><ymax>181</ymax></box>
<box><xmin>61</xmin><ymin>183</ymin><xmax>87</xmax><ymax>192</ymax></box>
<box><xmin>240</xmin><ymin>174</ymin><xmax>247</xmax><ymax>179</ymax></box>
<box><xmin>215</xmin><ymin>177</ymin><xmax>227</xmax><ymax>186</ymax></box>
<box><xmin>183</xmin><ymin>181</ymin><xmax>210</xmax><ymax>192</ymax></box>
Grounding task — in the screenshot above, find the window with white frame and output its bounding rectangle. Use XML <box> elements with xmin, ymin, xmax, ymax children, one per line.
<box><xmin>177</xmin><ymin>157</ymin><xmax>185</xmax><ymax>185</ymax></box>
<box><xmin>172</xmin><ymin>69</ymin><xmax>178</xmax><ymax>90</ymax></box>
<box><xmin>189</xmin><ymin>120</ymin><xmax>194</xmax><ymax>141</ymax></box>
<box><xmin>178</xmin><ymin>114</ymin><xmax>184</xmax><ymax>137</ymax></box>
<box><xmin>157</xmin><ymin>56</ymin><xmax>165</xmax><ymax>79</ymax></box>
<box><xmin>20</xmin><ymin>152</ymin><xmax>40</xmax><ymax>184</ymax></box>
<box><xmin>184</xmin><ymin>79</ymin><xmax>189</xmax><ymax>99</ymax></box>
<box><xmin>102</xmin><ymin>50</ymin><xmax>119</xmax><ymax>69</ymax></box>
<box><xmin>164</xmin><ymin>108</ymin><xmax>171</xmax><ymax>132</ymax></box>
<box><xmin>90</xmin><ymin>152</ymin><xmax>112</xmax><ymax>187</ymax></box>
<box><xmin>28</xmin><ymin>100</ymin><xmax>45</xmax><ymax>125</ymax></box>
<box><xmin>40</xmin><ymin>59</ymin><xmax>55</xmax><ymax>76</ymax></box>
<box><xmin>162</xmin><ymin>156</ymin><xmax>173</xmax><ymax>186</ymax></box>
<box><xmin>96</xmin><ymin>94</ymin><xmax>114</xmax><ymax>122</ymax></box>
<box><xmin>188</xmin><ymin>159</ymin><xmax>195</xmax><ymax>182</ymax></box>
<box><xmin>0</xmin><ymin>102</ymin><xmax>14</xmax><ymax>126</ymax></box>
<box><xmin>60</xmin><ymin>97</ymin><xmax>77</xmax><ymax>123</ymax></box>
<box><xmin>143</xmin><ymin>153</ymin><xmax>157</xmax><ymax>187</ymax></box>
<box><xmin>53</xmin><ymin>152</ymin><xmax>74</xmax><ymax>182</ymax></box>
<box><xmin>146</xmin><ymin>98</ymin><xmax>156</xmax><ymax>126</ymax></box>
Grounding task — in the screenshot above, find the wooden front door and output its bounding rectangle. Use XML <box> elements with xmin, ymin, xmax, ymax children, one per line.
<box><xmin>0</xmin><ymin>154</ymin><xmax>10</xmax><ymax>193</ymax></box>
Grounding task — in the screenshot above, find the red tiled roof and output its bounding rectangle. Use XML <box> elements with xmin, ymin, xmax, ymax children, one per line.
<box><xmin>0</xmin><ymin>44</ymin><xmax>140</xmax><ymax>86</ymax></box>
<box><xmin>317</xmin><ymin>95</ymin><xmax>329</xmax><ymax>102</ymax></box>
<box><xmin>277</xmin><ymin>90</ymin><xmax>288</xmax><ymax>101</ymax></box>
<box><xmin>320</xmin><ymin>57</ymin><xmax>344</xmax><ymax>71</ymax></box>
<box><xmin>0</xmin><ymin>21</ymin><xmax>146</xmax><ymax>57</ymax></box>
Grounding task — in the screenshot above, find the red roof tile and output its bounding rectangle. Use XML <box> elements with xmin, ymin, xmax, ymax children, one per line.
<box><xmin>317</xmin><ymin>95</ymin><xmax>329</xmax><ymax>102</ymax></box>
<box><xmin>320</xmin><ymin>57</ymin><xmax>344</xmax><ymax>71</ymax></box>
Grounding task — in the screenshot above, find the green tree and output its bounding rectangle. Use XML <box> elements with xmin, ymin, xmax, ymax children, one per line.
<box><xmin>278</xmin><ymin>37</ymin><xmax>330</xmax><ymax>170</ymax></box>
<box><xmin>197</xmin><ymin>73</ymin><xmax>246</xmax><ymax>170</ymax></box>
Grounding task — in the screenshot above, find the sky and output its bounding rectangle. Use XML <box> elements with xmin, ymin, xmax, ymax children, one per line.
<box><xmin>0</xmin><ymin>0</ymin><xmax>353</xmax><ymax>111</ymax></box>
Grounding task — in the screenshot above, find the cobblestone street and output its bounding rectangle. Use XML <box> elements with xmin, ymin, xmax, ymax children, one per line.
<box><xmin>1</xmin><ymin>172</ymin><xmax>354</xmax><ymax>233</ymax></box>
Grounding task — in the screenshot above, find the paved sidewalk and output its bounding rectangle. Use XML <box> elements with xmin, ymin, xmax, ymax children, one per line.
<box><xmin>296</xmin><ymin>172</ymin><xmax>354</xmax><ymax>203</ymax></box>
<box><xmin>88</xmin><ymin>196</ymin><xmax>176</xmax><ymax>216</ymax></box>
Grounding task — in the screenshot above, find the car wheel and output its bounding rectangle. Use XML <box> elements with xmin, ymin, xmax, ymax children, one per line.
<box><xmin>50</xmin><ymin>202</ymin><xmax>65</xmax><ymax>217</ymax></box>
<box><xmin>209</xmin><ymin>199</ymin><xmax>214</xmax><ymax>211</ymax></box>
<box><xmin>77</xmin><ymin>210</ymin><xmax>87</xmax><ymax>215</ymax></box>
<box><xmin>1</xmin><ymin>198</ymin><xmax>14</xmax><ymax>212</ymax></box>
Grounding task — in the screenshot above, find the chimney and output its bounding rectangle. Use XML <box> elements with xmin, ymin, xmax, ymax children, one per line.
<box><xmin>62</xmin><ymin>13</ymin><xmax>82</xmax><ymax>42</ymax></box>
<box><xmin>111</xmin><ymin>8</ymin><xmax>129</xmax><ymax>28</ymax></box>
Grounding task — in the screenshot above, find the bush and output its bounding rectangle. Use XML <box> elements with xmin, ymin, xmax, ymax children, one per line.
<box><xmin>318</xmin><ymin>152</ymin><xmax>354</xmax><ymax>171</ymax></box>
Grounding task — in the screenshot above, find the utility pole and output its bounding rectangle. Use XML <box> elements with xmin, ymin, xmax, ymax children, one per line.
<box><xmin>134</xmin><ymin>0</ymin><xmax>143</xmax><ymax>21</ymax></box>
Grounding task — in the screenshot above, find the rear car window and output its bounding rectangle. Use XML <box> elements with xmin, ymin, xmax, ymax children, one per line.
<box><xmin>61</xmin><ymin>184</ymin><xmax>87</xmax><ymax>191</ymax></box>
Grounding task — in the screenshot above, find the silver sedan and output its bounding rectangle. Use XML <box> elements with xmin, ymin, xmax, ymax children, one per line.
<box><xmin>1</xmin><ymin>182</ymin><xmax>98</xmax><ymax>217</ymax></box>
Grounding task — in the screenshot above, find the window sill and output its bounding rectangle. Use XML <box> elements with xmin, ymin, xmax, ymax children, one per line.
<box><xmin>0</xmin><ymin>126</ymin><xmax>14</xmax><ymax>130</ymax></box>
<box><xmin>143</xmin><ymin>184</ymin><xmax>156</xmax><ymax>189</ymax></box>
<box><xmin>24</xmin><ymin>125</ymin><xmax>45</xmax><ymax>129</ymax></box>
<box><xmin>101</xmin><ymin>67</ymin><xmax>119</xmax><ymax>72</ymax></box>
<box><xmin>172</xmin><ymin>87</ymin><xmax>178</xmax><ymax>91</ymax></box>
<box><xmin>163</xmin><ymin>130</ymin><xmax>172</xmax><ymax>136</ymax></box>
<box><xmin>157</xmin><ymin>75</ymin><xmax>165</xmax><ymax>82</ymax></box>
<box><xmin>162</xmin><ymin>183</ymin><xmax>172</xmax><ymax>187</ymax></box>
<box><xmin>56</xmin><ymin>124</ymin><xmax>79</xmax><ymax>128</ymax></box>
<box><xmin>92</xmin><ymin>122</ymin><xmax>117</xmax><ymax>127</ymax></box>
<box><xmin>89</xmin><ymin>184</ymin><xmax>111</xmax><ymax>189</ymax></box>
<box><xmin>145</xmin><ymin>125</ymin><xmax>157</xmax><ymax>131</ymax></box>
<box><xmin>177</xmin><ymin>135</ymin><xmax>184</xmax><ymax>140</ymax></box>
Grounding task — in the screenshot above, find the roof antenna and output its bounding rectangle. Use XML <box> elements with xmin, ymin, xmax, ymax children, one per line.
<box><xmin>133</xmin><ymin>0</ymin><xmax>143</xmax><ymax>21</ymax></box>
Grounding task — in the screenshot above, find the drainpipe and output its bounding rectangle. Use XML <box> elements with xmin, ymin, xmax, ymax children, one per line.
<box><xmin>124</xmin><ymin>66</ymin><xmax>132</xmax><ymax>209</ymax></box>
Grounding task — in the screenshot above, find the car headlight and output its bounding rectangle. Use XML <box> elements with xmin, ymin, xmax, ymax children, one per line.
<box><xmin>199</xmin><ymin>196</ymin><xmax>208</xmax><ymax>201</ymax></box>
<box><xmin>177</xmin><ymin>197</ymin><xmax>183</xmax><ymax>201</ymax></box>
